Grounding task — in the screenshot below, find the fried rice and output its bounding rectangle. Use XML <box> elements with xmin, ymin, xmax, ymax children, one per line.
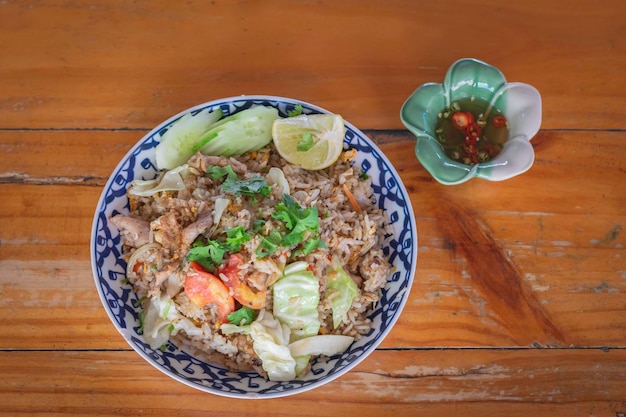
<box><xmin>110</xmin><ymin>144</ymin><xmax>391</xmax><ymax>378</ymax></box>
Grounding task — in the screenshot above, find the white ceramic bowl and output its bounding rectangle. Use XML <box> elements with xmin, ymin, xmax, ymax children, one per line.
<box><xmin>91</xmin><ymin>95</ymin><xmax>417</xmax><ymax>398</ymax></box>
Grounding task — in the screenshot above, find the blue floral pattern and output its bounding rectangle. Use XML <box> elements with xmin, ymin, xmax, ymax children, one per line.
<box><xmin>90</xmin><ymin>96</ymin><xmax>418</xmax><ymax>398</ymax></box>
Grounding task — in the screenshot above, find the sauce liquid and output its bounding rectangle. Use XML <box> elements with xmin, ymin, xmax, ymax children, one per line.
<box><xmin>435</xmin><ymin>97</ymin><xmax>509</xmax><ymax>164</ymax></box>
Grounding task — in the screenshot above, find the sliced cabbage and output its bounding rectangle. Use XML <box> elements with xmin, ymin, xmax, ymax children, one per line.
<box><xmin>266</xmin><ymin>167</ymin><xmax>290</xmax><ymax>195</ymax></box>
<box><xmin>155</xmin><ymin>108</ymin><xmax>224</xmax><ymax>170</ymax></box>
<box><xmin>288</xmin><ymin>334</ymin><xmax>354</xmax><ymax>357</ymax></box>
<box><xmin>324</xmin><ymin>261</ymin><xmax>359</xmax><ymax>328</ymax></box>
<box><xmin>129</xmin><ymin>164</ymin><xmax>191</xmax><ymax>197</ymax></box>
<box><xmin>165</xmin><ymin>273</ymin><xmax>184</xmax><ymax>298</ymax></box>
<box><xmin>142</xmin><ymin>294</ymin><xmax>202</xmax><ymax>350</ymax></box>
<box><xmin>293</xmin><ymin>354</ymin><xmax>311</xmax><ymax>377</ymax></box>
<box><xmin>256</xmin><ymin>308</ymin><xmax>291</xmax><ymax>345</ymax></box>
<box><xmin>272</xmin><ymin>261</ymin><xmax>321</xmax><ymax>341</ymax></box>
<box><xmin>219</xmin><ymin>323</ymin><xmax>251</xmax><ymax>335</ymax></box>
<box><xmin>250</xmin><ymin>311</ymin><xmax>296</xmax><ymax>381</ymax></box>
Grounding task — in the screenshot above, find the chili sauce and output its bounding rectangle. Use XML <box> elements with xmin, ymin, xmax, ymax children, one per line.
<box><xmin>434</xmin><ymin>97</ymin><xmax>509</xmax><ymax>164</ymax></box>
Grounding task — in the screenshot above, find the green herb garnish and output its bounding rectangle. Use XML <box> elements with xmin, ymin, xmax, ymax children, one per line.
<box><xmin>271</xmin><ymin>194</ymin><xmax>320</xmax><ymax>248</ymax></box>
<box><xmin>187</xmin><ymin>227</ymin><xmax>251</xmax><ymax>270</ymax></box>
<box><xmin>301</xmin><ymin>237</ymin><xmax>327</xmax><ymax>255</ymax></box>
<box><xmin>221</xmin><ymin>175</ymin><xmax>271</xmax><ymax>199</ymax></box>
<box><xmin>296</xmin><ymin>133</ymin><xmax>314</xmax><ymax>152</ymax></box>
<box><xmin>288</xmin><ymin>104</ymin><xmax>304</xmax><ymax>117</ymax></box>
<box><xmin>187</xmin><ymin>240</ymin><xmax>225</xmax><ymax>271</ymax></box>
<box><xmin>207</xmin><ymin>165</ymin><xmax>270</xmax><ymax>200</ymax></box>
<box><xmin>227</xmin><ymin>306</ymin><xmax>257</xmax><ymax>326</ymax></box>
<box><xmin>253</xmin><ymin>218</ymin><xmax>266</xmax><ymax>232</ymax></box>
<box><xmin>207</xmin><ymin>165</ymin><xmax>236</xmax><ymax>180</ymax></box>
<box><xmin>256</xmin><ymin>230</ymin><xmax>282</xmax><ymax>258</ymax></box>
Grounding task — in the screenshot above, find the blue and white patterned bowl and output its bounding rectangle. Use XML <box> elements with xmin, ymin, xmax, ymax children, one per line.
<box><xmin>90</xmin><ymin>95</ymin><xmax>417</xmax><ymax>398</ymax></box>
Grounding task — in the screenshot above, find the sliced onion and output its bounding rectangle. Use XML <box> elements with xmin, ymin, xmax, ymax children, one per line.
<box><xmin>126</xmin><ymin>243</ymin><xmax>161</xmax><ymax>278</ymax></box>
<box><xmin>208</xmin><ymin>197</ymin><xmax>231</xmax><ymax>237</ymax></box>
<box><xmin>288</xmin><ymin>334</ymin><xmax>354</xmax><ymax>357</ymax></box>
<box><xmin>266</xmin><ymin>167</ymin><xmax>290</xmax><ymax>195</ymax></box>
<box><xmin>213</xmin><ymin>198</ymin><xmax>231</xmax><ymax>227</ymax></box>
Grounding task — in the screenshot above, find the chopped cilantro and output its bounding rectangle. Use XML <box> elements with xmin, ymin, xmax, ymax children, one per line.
<box><xmin>224</xmin><ymin>226</ymin><xmax>251</xmax><ymax>249</ymax></box>
<box><xmin>187</xmin><ymin>227</ymin><xmax>251</xmax><ymax>270</ymax></box>
<box><xmin>302</xmin><ymin>237</ymin><xmax>327</xmax><ymax>255</ymax></box>
<box><xmin>296</xmin><ymin>133</ymin><xmax>314</xmax><ymax>152</ymax></box>
<box><xmin>187</xmin><ymin>240</ymin><xmax>225</xmax><ymax>271</ymax></box>
<box><xmin>227</xmin><ymin>306</ymin><xmax>257</xmax><ymax>326</ymax></box>
<box><xmin>288</xmin><ymin>104</ymin><xmax>304</xmax><ymax>117</ymax></box>
<box><xmin>206</xmin><ymin>165</ymin><xmax>236</xmax><ymax>180</ymax></box>
<box><xmin>207</xmin><ymin>165</ymin><xmax>271</xmax><ymax>200</ymax></box>
<box><xmin>292</xmin><ymin>237</ymin><xmax>327</xmax><ymax>258</ymax></box>
<box><xmin>193</xmin><ymin>194</ymin><xmax>325</xmax><ymax>260</ymax></box>
<box><xmin>253</xmin><ymin>218</ymin><xmax>266</xmax><ymax>232</ymax></box>
<box><xmin>271</xmin><ymin>194</ymin><xmax>320</xmax><ymax>248</ymax></box>
<box><xmin>221</xmin><ymin>175</ymin><xmax>271</xmax><ymax>199</ymax></box>
<box><xmin>256</xmin><ymin>230</ymin><xmax>282</xmax><ymax>258</ymax></box>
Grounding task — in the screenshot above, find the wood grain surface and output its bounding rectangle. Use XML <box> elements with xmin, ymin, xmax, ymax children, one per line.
<box><xmin>1</xmin><ymin>0</ymin><xmax>625</xmax><ymax>415</ymax></box>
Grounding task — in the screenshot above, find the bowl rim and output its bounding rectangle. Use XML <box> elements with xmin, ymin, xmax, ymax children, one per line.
<box><xmin>90</xmin><ymin>94</ymin><xmax>418</xmax><ymax>398</ymax></box>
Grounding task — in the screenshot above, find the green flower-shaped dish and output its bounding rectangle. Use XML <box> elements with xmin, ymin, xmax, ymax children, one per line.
<box><xmin>400</xmin><ymin>58</ymin><xmax>542</xmax><ymax>185</ymax></box>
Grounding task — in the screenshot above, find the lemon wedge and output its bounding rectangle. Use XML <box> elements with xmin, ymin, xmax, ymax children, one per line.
<box><xmin>272</xmin><ymin>114</ymin><xmax>345</xmax><ymax>170</ymax></box>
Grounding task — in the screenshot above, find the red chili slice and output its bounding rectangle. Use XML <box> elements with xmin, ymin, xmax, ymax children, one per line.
<box><xmin>465</xmin><ymin>135</ymin><xmax>478</xmax><ymax>146</ymax></box>
<box><xmin>492</xmin><ymin>115</ymin><xmax>507</xmax><ymax>128</ymax></box>
<box><xmin>464</xmin><ymin>123</ymin><xmax>482</xmax><ymax>140</ymax></box>
<box><xmin>451</xmin><ymin>112</ymin><xmax>474</xmax><ymax>130</ymax></box>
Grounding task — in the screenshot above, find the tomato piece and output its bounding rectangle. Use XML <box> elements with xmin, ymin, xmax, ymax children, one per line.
<box><xmin>451</xmin><ymin>112</ymin><xmax>474</xmax><ymax>130</ymax></box>
<box><xmin>184</xmin><ymin>261</ymin><xmax>235</xmax><ymax>323</ymax></box>
<box><xmin>218</xmin><ymin>254</ymin><xmax>267</xmax><ymax>309</ymax></box>
<box><xmin>492</xmin><ymin>115</ymin><xmax>507</xmax><ymax>128</ymax></box>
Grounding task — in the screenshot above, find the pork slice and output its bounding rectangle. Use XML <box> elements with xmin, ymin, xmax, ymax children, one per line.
<box><xmin>182</xmin><ymin>213</ymin><xmax>213</xmax><ymax>247</ymax></box>
<box><xmin>151</xmin><ymin>212</ymin><xmax>182</xmax><ymax>254</ymax></box>
<box><xmin>188</xmin><ymin>152</ymin><xmax>247</xmax><ymax>175</ymax></box>
<box><xmin>109</xmin><ymin>215</ymin><xmax>150</xmax><ymax>248</ymax></box>
<box><xmin>147</xmin><ymin>212</ymin><xmax>184</xmax><ymax>295</ymax></box>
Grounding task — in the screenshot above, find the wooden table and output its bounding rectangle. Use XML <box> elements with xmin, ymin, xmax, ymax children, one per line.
<box><xmin>1</xmin><ymin>1</ymin><xmax>625</xmax><ymax>415</ymax></box>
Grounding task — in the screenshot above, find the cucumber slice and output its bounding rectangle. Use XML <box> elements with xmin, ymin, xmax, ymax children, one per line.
<box><xmin>155</xmin><ymin>108</ymin><xmax>223</xmax><ymax>170</ymax></box>
<box><xmin>195</xmin><ymin>106</ymin><xmax>279</xmax><ymax>157</ymax></box>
